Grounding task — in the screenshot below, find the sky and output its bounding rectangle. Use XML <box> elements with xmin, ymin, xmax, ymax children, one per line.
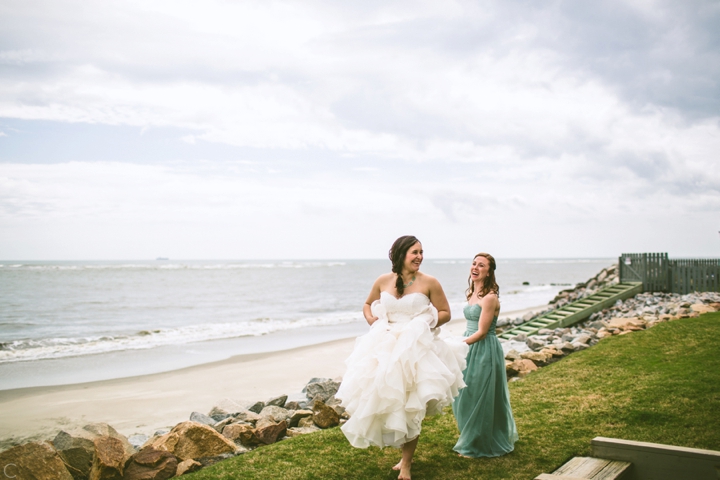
<box><xmin>0</xmin><ymin>0</ymin><xmax>719</xmax><ymax>260</ymax></box>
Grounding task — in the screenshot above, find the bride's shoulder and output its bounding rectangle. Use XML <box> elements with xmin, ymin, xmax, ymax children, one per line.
<box><xmin>417</xmin><ymin>271</ymin><xmax>439</xmax><ymax>285</ymax></box>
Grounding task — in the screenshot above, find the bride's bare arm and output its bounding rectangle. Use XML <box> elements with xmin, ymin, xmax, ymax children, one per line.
<box><xmin>363</xmin><ymin>275</ymin><xmax>387</xmax><ymax>325</ymax></box>
<box><xmin>427</xmin><ymin>277</ymin><xmax>451</xmax><ymax>327</ymax></box>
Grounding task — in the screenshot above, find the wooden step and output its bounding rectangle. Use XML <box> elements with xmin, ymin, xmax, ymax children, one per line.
<box><xmin>535</xmin><ymin>456</ymin><xmax>631</xmax><ymax>480</ymax></box>
<box><xmin>500</xmin><ymin>282</ymin><xmax>642</xmax><ymax>340</ymax></box>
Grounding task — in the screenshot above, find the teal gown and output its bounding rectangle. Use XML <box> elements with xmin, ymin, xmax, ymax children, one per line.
<box><xmin>452</xmin><ymin>304</ymin><xmax>518</xmax><ymax>457</ymax></box>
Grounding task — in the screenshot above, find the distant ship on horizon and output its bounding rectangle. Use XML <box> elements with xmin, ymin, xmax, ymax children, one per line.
<box><xmin>156</xmin><ymin>257</ymin><xmax>169</xmax><ymax>261</ymax></box>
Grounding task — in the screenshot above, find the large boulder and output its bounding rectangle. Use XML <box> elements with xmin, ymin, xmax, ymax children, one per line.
<box><xmin>259</xmin><ymin>406</ymin><xmax>291</xmax><ymax>423</ymax></box>
<box><xmin>265</xmin><ymin>395</ymin><xmax>288</xmax><ymax>408</ymax></box>
<box><xmin>233</xmin><ymin>410</ymin><xmax>261</xmax><ymax>424</ymax></box>
<box><xmin>122</xmin><ymin>447</ymin><xmax>178</xmax><ymax>480</ymax></box>
<box><xmin>175</xmin><ymin>459</ymin><xmax>202</xmax><ymax>476</ymax></box>
<box><xmin>254</xmin><ymin>419</ymin><xmax>287</xmax><ymax>445</ymax></box>
<box><xmin>143</xmin><ymin>422</ymin><xmax>237</xmax><ymax>461</ymax></box>
<box><xmin>0</xmin><ymin>441</ymin><xmax>73</xmax><ymax>480</ymax></box>
<box><xmin>312</xmin><ymin>399</ymin><xmax>340</xmax><ymax>428</ymax></box>
<box><xmin>222</xmin><ymin>424</ymin><xmax>259</xmax><ymax>447</ymax></box>
<box><xmin>52</xmin><ymin>430</ymin><xmax>96</xmax><ymax>479</ymax></box>
<box><xmin>89</xmin><ymin>436</ymin><xmax>127</xmax><ymax>480</ymax></box>
<box><xmin>189</xmin><ymin>412</ymin><xmax>216</xmax><ymax>426</ymax></box>
<box><xmin>305</xmin><ymin>379</ymin><xmax>340</xmax><ymax>402</ymax></box>
<box><xmin>54</xmin><ymin>423</ymin><xmax>135</xmax><ymax>479</ymax></box>
<box><xmin>288</xmin><ymin>409</ymin><xmax>313</xmax><ymax>428</ymax></box>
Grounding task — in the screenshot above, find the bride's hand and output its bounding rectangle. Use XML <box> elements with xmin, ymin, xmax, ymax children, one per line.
<box><xmin>366</xmin><ymin>315</ymin><xmax>379</xmax><ymax>326</ymax></box>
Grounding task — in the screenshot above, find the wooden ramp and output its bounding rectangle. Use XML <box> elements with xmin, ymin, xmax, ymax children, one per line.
<box><xmin>534</xmin><ymin>456</ymin><xmax>632</xmax><ymax>480</ymax></box>
<box><xmin>499</xmin><ymin>282</ymin><xmax>643</xmax><ymax>341</ymax></box>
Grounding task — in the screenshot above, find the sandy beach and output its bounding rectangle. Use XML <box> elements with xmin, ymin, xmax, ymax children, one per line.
<box><xmin>0</xmin><ymin>309</ymin><xmax>535</xmax><ymax>448</ymax></box>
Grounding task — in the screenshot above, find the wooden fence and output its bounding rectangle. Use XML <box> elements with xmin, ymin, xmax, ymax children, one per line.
<box><xmin>619</xmin><ymin>253</ymin><xmax>720</xmax><ymax>294</ymax></box>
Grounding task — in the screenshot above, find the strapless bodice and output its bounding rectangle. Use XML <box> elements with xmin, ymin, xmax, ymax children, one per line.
<box><xmin>463</xmin><ymin>304</ymin><xmax>497</xmax><ymax>335</ymax></box>
<box><xmin>380</xmin><ymin>291</ymin><xmax>431</xmax><ymax>324</ymax></box>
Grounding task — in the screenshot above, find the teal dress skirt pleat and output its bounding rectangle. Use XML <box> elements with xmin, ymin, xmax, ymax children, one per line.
<box><xmin>452</xmin><ymin>304</ymin><xmax>518</xmax><ymax>457</ymax></box>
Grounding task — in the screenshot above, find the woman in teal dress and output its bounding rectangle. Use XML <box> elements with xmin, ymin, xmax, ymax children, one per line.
<box><xmin>452</xmin><ymin>252</ymin><xmax>518</xmax><ymax>458</ymax></box>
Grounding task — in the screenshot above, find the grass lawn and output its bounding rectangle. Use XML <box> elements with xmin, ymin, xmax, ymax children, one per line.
<box><xmin>186</xmin><ymin>312</ymin><xmax>720</xmax><ymax>479</ymax></box>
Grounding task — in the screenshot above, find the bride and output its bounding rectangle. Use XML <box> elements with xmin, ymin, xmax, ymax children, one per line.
<box><xmin>337</xmin><ymin>235</ymin><xmax>468</xmax><ymax>480</ymax></box>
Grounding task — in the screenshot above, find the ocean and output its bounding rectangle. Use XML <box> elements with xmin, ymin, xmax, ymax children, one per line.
<box><xmin>0</xmin><ymin>258</ymin><xmax>615</xmax><ymax>389</ymax></box>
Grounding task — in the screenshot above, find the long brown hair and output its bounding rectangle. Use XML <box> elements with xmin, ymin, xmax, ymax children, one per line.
<box><xmin>389</xmin><ymin>235</ymin><xmax>420</xmax><ymax>296</ymax></box>
<box><xmin>466</xmin><ymin>252</ymin><xmax>499</xmax><ymax>300</ymax></box>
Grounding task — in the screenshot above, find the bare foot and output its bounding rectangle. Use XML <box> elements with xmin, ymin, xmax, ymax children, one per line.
<box><xmin>457</xmin><ymin>453</ymin><xmax>472</xmax><ymax>458</ymax></box>
<box><xmin>393</xmin><ymin>459</ymin><xmax>413</xmax><ymax>471</ymax></box>
<box><xmin>398</xmin><ymin>460</ymin><xmax>412</xmax><ymax>480</ymax></box>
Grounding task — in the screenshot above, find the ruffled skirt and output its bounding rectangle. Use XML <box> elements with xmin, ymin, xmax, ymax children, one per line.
<box><xmin>337</xmin><ymin>303</ymin><xmax>468</xmax><ymax>448</ymax></box>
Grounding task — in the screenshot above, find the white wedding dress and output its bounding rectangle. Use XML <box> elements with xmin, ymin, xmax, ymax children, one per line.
<box><xmin>337</xmin><ymin>291</ymin><xmax>469</xmax><ymax>448</ymax></box>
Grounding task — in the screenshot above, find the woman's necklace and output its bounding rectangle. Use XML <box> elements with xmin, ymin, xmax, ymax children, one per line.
<box><xmin>403</xmin><ymin>275</ymin><xmax>416</xmax><ymax>288</ymax></box>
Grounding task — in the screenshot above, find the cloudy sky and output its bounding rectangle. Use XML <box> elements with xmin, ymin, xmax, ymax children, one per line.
<box><xmin>1</xmin><ymin>0</ymin><xmax>719</xmax><ymax>260</ymax></box>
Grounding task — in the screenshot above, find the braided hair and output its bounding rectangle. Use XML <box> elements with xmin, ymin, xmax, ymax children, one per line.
<box><xmin>389</xmin><ymin>235</ymin><xmax>420</xmax><ymax>296</ymax></box>
<box><xmin>466</xmin><ymin>253</ymin><xmax>500</xmax><ymax>300</ymax></box>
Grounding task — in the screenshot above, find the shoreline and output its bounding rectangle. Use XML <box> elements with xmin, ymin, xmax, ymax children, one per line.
<box><xmin>0</xmin><ymin>305</ymin><xmax>545</xmax><ymax>448</ymax></box>
<box><xmin>0</xmin><ymin>306</ymin><xmax>544</xmax><ymax>450</ymax></box>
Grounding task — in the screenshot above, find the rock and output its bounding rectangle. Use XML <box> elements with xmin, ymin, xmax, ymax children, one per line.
<box><xmin>539</xmin><ymin>347</ymin><xmax>563</xmax><ymax>358</ymax></box>
<box><xmin>143</xmin><ymin>422</ymin><xmax>237</xmax><ymax>461</ymax></box>
<box><xmin>574</xmin><ymin>334</ymin><xmax>592</xmax><ymax>345</ymax></box>
<box><xmin>254</xmin><ymin>420</ymin><xmax>287</xmax><ymax>445</ymax></box>
<box><xmin>189</xmin><ymin>412</ymin><xmax>216</xmax><ymax>426</ymax></box>
<box><xmin>153</xmin><ymin>428</ymin><xmax>171</xmax><ymax>437</ymax></box>
<box><xmin>286</xmin><ymin>426</ymin><xmax>321</xmax><ymax>437</ymax></box>
<box><xmin>521</xmin><ymin>311</ymin><xmax>535</xmax><ymax>322</ymax></box>
<box><xmin>587</xmin><ymin>320</ymin><xmax>606</xmax><ymax>330</ymax></box>
<box><xmin>298</xmin><ymin>416</ymin><xmax>316</xmax><ymax>428</ymax></box>
<box><xmin>537</xmin><ymin>328</ymin><xmax>554</xmax><ymax>335</ymax></box>
<box><xmin>208</xmin><ymin>406</ymin><xmax>230</xmax><ymax>418</ymax></box>
<box><xmin>233</xmin><ymin>410</ymin><xmax>261</xmax><ymax>424</ymax></box>
<box><xmin>520</xmin><ymin>351</ymin><xmax>549</xmax><ymax>366</ymax></box>
<box><xmin>511</xmin><ymin>333</ymin><xmax>527</xmax><ymax>342</ymax></box>
<box><xmin>560</xmin><ymin>342</ymin><xmax>575</xmax><ymax>353</ymax></box>
<box><xmin>596</xmin><ymin>330</ymin><xmax>613</xmax><ymax>339</ymax></box>
<box><xmin>505</xmin><ymin>360</ymin><xmax>519</xmax><ymax>377</ymax></box>
<box><xmin>504</xmin><ymin>349</ymin><xmax>521</xmax><ymax>361</ymax></box>
<box><xmin>516</xmin><ymin>359</ymin><xmax>538</xmax><ymax>376</ymax></box>
<box><xmin>691</xmin><ymin>303</ymin><xmax>716</xmax><ymax>313</ymax></box>
<box><xmin>288</xmin><ymin>409</ymin><xmax>314</xmax><ymax>428</ymax></box>
<box><xmin>571</xmin><ymin>342</ymin><xmax>589</xmax><ymax>351</ymax></box>
<box><xmin>122</xmin><ymin>447</ymin><xmax>178</xmax><ymax>480</ymax></box>
<box><xmin>89</xmin><ymin>436</ymin><xmax>127</xmax><ymax>480</ymax></box>
<box><xmin>246</xmin><ymin>401</ymin><xmax>265</xmax><ymax>414</ymax></box>
<box><xmin>223</xmin><ymin>424</ymin><xmax>259</xmax><ymax>447</ymax></box>
<box><xmin>175</xmin><ymin>459</ymin><xmax>202</xmax><ymax>476</ymax></box>
<box><xmin>212</xmin><ymin>417</ymin><xmax>237</xmax><ymax>433</ymax></box>
<box><xmin>259</xmin><ymin>405</ymin><xmax>291</xmax><ymax>423</ymax></box>
<box><xmin>305</xmin><ymin>379</ymin><xmax>341</xmax><ymax>402</ymax></box>
<box><xmin>312</xmin><ymin>399</ymin><xmax>340</xmax><ymax>428</ymax></box>
<box><xmin>526</xmin><ymin>337</ymin><xmax>546</xmax><ymax>351</ymax></box>
<box><xmin>53</xmin><ymin>425</ymin><xmax>134</xmax><ymax>480</ymax></box>
<box><xmin>83</xmin><ymin>424</ymin><xmax>134</xmax><ymax>457</ymax></box>
<box><xmin>52</xmin><ymin>430</ymin><xmax>96</xmax><ymax>479</ymax></box>
<box><xmin>0</xmin><ymin>441</ymin><xmax>73</xmax><ymax>480</ymax></box>
<box><xmin>265</xmin><ymin>395</ymin><xmax>288</xmax><ymax>408</ymax></box>
<box><xmin>284</xmin><ymin>401</ymin><xmax>302</xmax><ymax>410</ymax></box>
<box><xmin>561</xmin><ymin>333</ymin><xmax>575</xmax><ymax>342</ymax></box>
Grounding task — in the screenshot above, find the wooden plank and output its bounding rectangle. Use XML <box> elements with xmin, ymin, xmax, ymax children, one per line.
<box><xmin>555</xmin><ymin>457</ymin><xmax>612</xmax><ymax>477</ymax></box>
<box><xmin>535</xmin><ymin>474</ymin><xmax>590</xmax><ymax>480</ymax></box>
<box><xmin>591</xmin><ymin>437</ymin><xmax>720</xmax><ymax>480</ymax></box>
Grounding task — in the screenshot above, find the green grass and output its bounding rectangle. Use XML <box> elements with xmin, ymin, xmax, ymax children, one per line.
<box><xmin>187</xmin><ymin>313</ymin><xmax>720</xmax><ymax>479</ymax></box>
